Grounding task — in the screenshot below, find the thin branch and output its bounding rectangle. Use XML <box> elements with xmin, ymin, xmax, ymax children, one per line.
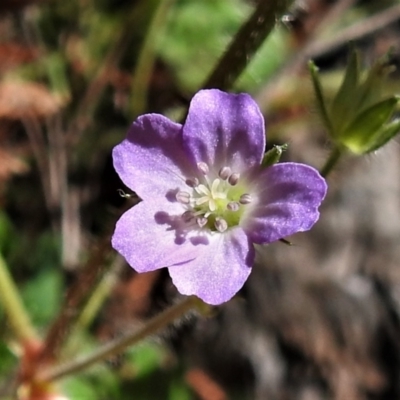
<box><xmin>21</xmin><ymin>115</ymin><xmax>53</xmax><ymax>212</ymax></box>
<box><xmin>307</xmin><ymin>4</ymin><xmax>400</xmax><ymax>59</ymax></box>
<box><xmin>37</xmin><ymin>296</ymin><xmax>198</xmax><ymax>382</ymax></box>
<box><xmin>39</xmin><ymin>235</ymin><xmax>112</xmax><ymax>363</ymax></box>
<box><xmin>256</xmin><ymin>0</ymin><xmax>357</xmax><ymax>106</ymax></box>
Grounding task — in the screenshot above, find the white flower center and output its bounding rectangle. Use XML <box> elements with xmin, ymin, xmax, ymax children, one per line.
<box><xmin>176</xmin><ymin>162</ymin><xmax>252</xmax><ymax>232</ymax></box>
<box><xmin>194</xmin><ymin>179</ymin><xmax>226</xmax><ymax>212</ymax></box>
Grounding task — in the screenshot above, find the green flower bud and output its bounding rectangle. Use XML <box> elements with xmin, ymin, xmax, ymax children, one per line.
<box><xmin>262</xmin><ymin>144</ymin><xmax>288</xmax><ymax>167</ymax></box>
<box><xmin>341</xmin><ymin>96</ymin><xmax>400</xmax><ymax>154</ymax></box>
<box><xmin>309</xmin><ymin>49</ymin><xmax>400</xmax><ymax>154</ymax></box>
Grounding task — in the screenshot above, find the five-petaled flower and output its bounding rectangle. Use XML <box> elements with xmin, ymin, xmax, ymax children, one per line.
<box><xmin>112</xmin><ymin>89</ymin><xmax>327</xmax><ymax>305</ymax></box>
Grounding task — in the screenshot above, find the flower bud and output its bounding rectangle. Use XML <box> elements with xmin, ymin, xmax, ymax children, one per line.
<box><xmin>309</xmin><ymin>49</ymin><xmax>400</xmax><ymax>154</ymax></box>
<box><xmin>262</xmin><ymin>144</ymin><xmax>288</xmax><ymax>167</ymax></box>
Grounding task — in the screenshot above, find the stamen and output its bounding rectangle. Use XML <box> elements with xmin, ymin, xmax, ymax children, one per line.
<box><xmin>227</xmin><ymin>201</ymin><xmax>240</xmax><ymax>212</ymax></box>
<box><xmin>228</xmin><ymin>173</ymin><xmax>240</xmax><ymax>186</ymax></box>
<box><xmin>195</xmin><ymin>184</ymin><xmax>211</xmax><ymax>196</ymax></box>
<box><xmin>181</xmin><ymin>210</ymin><xmax>194</xmax><ymax>222</ymax></box>
<box><xmin>239</xmin><ymin>193</ymin><xmax>252</xmax><ymax>204</ymax></box>
<box><xmin>215</xmin><ymin>217</ymin><xmax>228</xmax><ymax>233</ymax></box>
<box><xmin>197</xmin><ymin>162</ymin><xmax>209</xmax><ymax>175</ymax></box>
<box><xmin>185</xmin><ymin>177</ymin><xmax>199</xmax><ymax>187</ymax></box>
<box><xmin>218</xmin><ymin>166</ymin><xmax>232</xmax><ymax>180</ymax></box>
<box><xmin>211</xmin><ymin>179</ymin><xmax>221</xmax><ymax>195</ymax></box>
<box><xmin>176</xmin><ymin>191</ymin><xmax>191</xmax><ymax>204</ymax></box>
<box><xmin>195</xmin><ymin>196</ymin><xmax>210</xmax><ymax>206</ymax></box>
<box><xmin>196</xmin><ymin>217</ymin><xmax>208</xmax><ymax>228</ymax></box>
<box><xmin>208</xmin><ymin>199</ymin><xmax>216</xmax><ymax>212</ymax></box>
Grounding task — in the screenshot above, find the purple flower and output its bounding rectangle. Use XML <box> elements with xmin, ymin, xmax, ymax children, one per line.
<box><xmin>112</xmin><ymin>89</ymin><xmax>327</xmax><ymax>305</ymax></box>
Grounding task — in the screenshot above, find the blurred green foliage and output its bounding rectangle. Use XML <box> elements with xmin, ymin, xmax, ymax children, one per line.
<box><xmin>1</xmin><ymin>0</ymin><xmax>400</xmax><ymax>398</ymax></box>
<box><xmin>160</xmin><ymin>0</ymin><xmax>289</xmax><ymax>92</ymax></box>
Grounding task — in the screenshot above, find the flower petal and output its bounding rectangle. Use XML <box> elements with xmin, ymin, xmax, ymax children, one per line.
<box><xmin>112</xmin><ymin>201</ymin><xmax>208</xmax><ymax>273</ymax></box>
<box><xmin>183</xmin><ymin>89</ymin><xmax>265</xmax><ymax>173</ymax></box>
<box><xmin>244</xmin><ymin>163</ymin><xmax>327</xmax><ymax>243</ymax></box>
<box><xmin>168</xmin><ymin>228</ymin><xmax>254</xmax><ymax>305</ymax></box>
<box><xmin>113</xmin><ymin>114</ymin><xmax>196</xmax><ymax>201</ymax></box>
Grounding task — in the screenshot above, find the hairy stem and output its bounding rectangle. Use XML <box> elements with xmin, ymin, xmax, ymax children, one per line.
<box><xmin>320</xmin><ymin>146</ymin><xmax>343</xmax><ymax>178</ymax></box>
<box><xmin>203</xmin><ymin>0</ymin><xmax>294</xmax><ymax>91</ymax></box>
<box><xmin>39</xmin><ymin>236</ymin><xmax>112</xmax><ymax>362</ymax></box>
<box><xmin>0</xmin><ymin>252</ymin><xmax>37</xmax><ymax>342</ymax></box>
<box><xmin>37</xmin><ymin>296</ymin><xmax>198</xmax><ymax>382</ymax></box>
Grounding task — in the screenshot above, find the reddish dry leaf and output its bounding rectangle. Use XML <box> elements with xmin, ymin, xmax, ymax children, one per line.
<box><xmin>0</xmin><ymin>81</ymin><xmax>62</xmax><ymax>120</ymax></box>
<box><xmin>186</xmin><ymin>368</ymin><xmax>228</xmax><ymax>400</ymax></box>
<box><xmin>97</xmin><ymin>270</ymin><xmax>161</xmax><ymax>340</ymax></box>
<box><xmin>0</xmin><ymin>43</ymin><xmax>38</xmax><ymax>72</ymax></box>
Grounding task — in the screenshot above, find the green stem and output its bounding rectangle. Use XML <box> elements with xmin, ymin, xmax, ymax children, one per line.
<box><xmin>203</xmin><ymin>0</ymin><xmax>294</xmax><ymax>91</ymax></box>
<box><xmin>37</xmin><ymin>296</ymin><xmax>198</xmax><ymax>382</ymax></box>
<box><xmin>65</xmin><ymin>259</ymin><xmax>123</xmax><ymax>354</ymax></box>
<box><xmin>0</xmin><ymin>252</ymin><xmax>37</xmax><ymax>342</ymax></box>
<box><xmin>320</xmin><ymin>146</ymin><xmax>343</xmax><ymax>178</ymax></box>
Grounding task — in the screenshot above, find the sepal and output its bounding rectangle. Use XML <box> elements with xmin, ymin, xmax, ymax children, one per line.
<box><xmin>309</xmin><ymin>49</ymin><xmax>400</xmax><ymax>154</ymax></box>
<box><xmin>262</xmin><ymin>144</ymin><xmax>288</xmax><ymax>167</ymax></box>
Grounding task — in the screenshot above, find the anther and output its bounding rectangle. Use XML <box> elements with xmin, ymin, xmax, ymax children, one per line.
<box><xmin>215</xmin><ymin>217</ymin><xmax>228</xmax><ymax>233</ymax></box>
<box><xmin>196</xmin><ymin>217</ymin><xmax>208</xmax><ymax>228</ymax></box>
<box><xmin>227</xmin><ymin>201</ymin><xmax>240</xmax><ymax>212</ymax></box>
<box><xmin>228</xmin><ymin>173</ymin><xmax>240</xmax><ymax>186</ymax></box>
<box><xmin>218</xmin><ymin>166</ymin><xmax>232</xmax><ymax>180</ymax></box>
<box><xmin>176</xmin><ymin>191</ymin><xmax>191</xmax><ymax>204</ymax></box>
<box><xmin>239</xmin><ymin>193</ymin><xmax>252</xmax><ymax>204</ymax></box>
<box><xmin>197</xmin><ymin>162</ymin><xmax>209</xmax><ymax>175</ymax></box>
<box><xmin>185</xmin><ymin>177</ymin><xmax>199</xmax><ymax>187</ymax></box>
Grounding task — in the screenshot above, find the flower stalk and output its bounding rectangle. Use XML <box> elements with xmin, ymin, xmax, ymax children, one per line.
<box><xmin>203</xmin><ymin>0</ymin><xmax>294</xmax><ymax>90</ymax></box>
<box><xmin>0</xmin><ymin>252</ymin><xmax>38</xmax><ymax>342</ymax></box>
<box><xmin>320</xmin><ymin>146</ymin><xmax>343</xmax><ymax>178</ymax></box>
<box><xmin>37</xmin><ymin>296</ymin><xmax>198</xmax><ymax>382</ymax></box>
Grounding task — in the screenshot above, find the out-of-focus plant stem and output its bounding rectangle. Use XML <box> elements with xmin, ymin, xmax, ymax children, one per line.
<box><xmin>37</xmin><ymin>296</ymin><xmax>199</xmax><ymax>382</ymax></box>
<box><xmin>203</xmin><ymin>0</ymin><xmax>294</xmax><ymax>91</ymax></box>
<box><xmin>39</xmin><ymin>236</ymin><xmax>112</xmax><ymax>363</ymax></box>
<box><xmin>131</xmin><ymin>0</ymin><xmax>175</xmax><ymax>117</ymax></box>
<box><xmin>320</xmin><ymin>146</ymin><xmax>343</xmax><ymax>178</ymax></box>
<box><xmin>64</xmin><ymin>257</ymin><xmax>124</xmax><ymax>354</ymax></box>
<box><xmin>0</xmin><ymin>252</ymin><xmax>38</xmax><ymax>343</ymax></box>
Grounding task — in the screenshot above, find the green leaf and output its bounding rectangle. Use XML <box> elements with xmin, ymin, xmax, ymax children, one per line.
<box><xmin>0</xmin><ymin>211</ymin><xmax>15</xmax><ymax>254</ymax></box>
<box><xmin>330</xmin><ymin>48</ymin><xmax>360</xmax><ymax>134</ymax></box>
<box><xmin>367</xmin><ymin>118</ymin><xmax>400</xmax><ymax>153</ymax></box>
<box><xmin>159</xmin><ymin>0</ymin><xmax>251</xmax><ymax>91</ymax></box>
<box><xmin>127</xmin><ymin>342</ymin><xmax>166</xmax><ymax>379</ymax></box>
<box><xmin>341</xmin><ymin>96</ymin><xmax>399</xmax><ymax>154</ymax></box>
<box><xmin>168</xmin><ymin>376</ymin><xmax>192</xmax><ymax>400</ymax></box>
<box><xmin>63</xmin><ymin>376</ymin><xmax>100</xmax><ymax>400</ymax></box>
<box><xmin>308</xmin><ymin>60</ymin><xmax>334</xmax><ymax>136</ymax></box>
<box><xmin>355</xmin><ymin>53</ymin><xmax>392</xmax><ymax>112</ymax></box>
<box><xmin>21</xmin><ymin>269</ymin><xmax>63</xmax><ymax>326</ymax></box>
<box><xmin>43</xmin><ymin>52</ymin><xmax>71</xmax><ymax>100</ymax></box>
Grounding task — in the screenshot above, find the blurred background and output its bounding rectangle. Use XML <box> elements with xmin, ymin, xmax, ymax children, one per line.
<box><xmin>1</xmin><ymin>0</ymin><xmax>400</xmax><ymax>399</ymax></box>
